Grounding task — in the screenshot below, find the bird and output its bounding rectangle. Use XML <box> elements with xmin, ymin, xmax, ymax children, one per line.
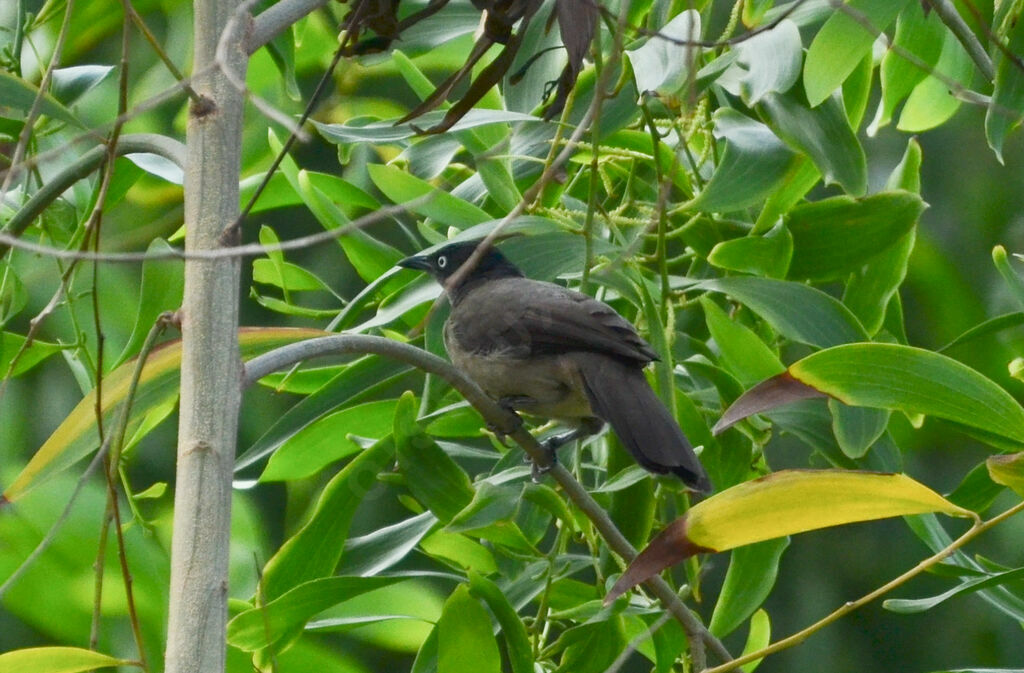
<box><xmin>398</xmin><ymin>239</ymin><xmax>712</xmax><ymax>492</ymax></box>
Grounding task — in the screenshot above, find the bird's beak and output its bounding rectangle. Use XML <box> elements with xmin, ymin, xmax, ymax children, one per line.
<box><xmin>397</xmin><ymin>254</ymin><xmax>431</xmax><ymax>271</ymax></box>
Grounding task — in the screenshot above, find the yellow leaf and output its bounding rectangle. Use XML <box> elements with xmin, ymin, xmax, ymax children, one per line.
<box><xmin>606</xmin><ymin>470</ymin><xmax>974</xmax><ymax>603</ymax></box>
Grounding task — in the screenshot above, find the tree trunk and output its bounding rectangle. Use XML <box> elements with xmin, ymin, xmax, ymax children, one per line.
<box><xmin>164</xmin><ymin>0</ymin><xmax>247</xmax><ymax>670</ymax></box>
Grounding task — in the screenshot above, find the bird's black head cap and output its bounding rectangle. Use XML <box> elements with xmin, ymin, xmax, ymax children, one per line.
<box><xmin>398</xmin><ymin>240</ymin><xmax>523</xmax><ymax>288</ymax></box>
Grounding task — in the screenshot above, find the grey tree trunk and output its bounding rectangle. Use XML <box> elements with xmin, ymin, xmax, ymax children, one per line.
<box><xmin>164</xmin><ymin>0</ymin><xmax>247</xmax><ymax>670</ymax></box>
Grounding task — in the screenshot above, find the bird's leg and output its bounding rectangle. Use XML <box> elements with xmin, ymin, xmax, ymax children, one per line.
<box><xmin>531</xmin><ymin>417</ymin><xmax>604</xmax><ymax>482</ymax></box>
<box><xmin>485</xmin><ymin>396</ymin><xmax>530</xmax><ymax>447</ymax></box>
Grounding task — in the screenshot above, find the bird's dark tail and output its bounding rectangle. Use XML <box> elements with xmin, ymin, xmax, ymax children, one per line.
<box><xmin>576</xmin><ymin>354</ymin><xmax>712</xmax><ymax>493</ymax></box>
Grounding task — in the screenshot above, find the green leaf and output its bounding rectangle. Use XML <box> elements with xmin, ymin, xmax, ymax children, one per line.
<box><xmin>869</xmin><ymin>3</ymin><xmax>945</xmax><ymax>133</ymax></box>
<box><xmin>3</xmin><ymin>328</ymin><xmax>329</xmax><ymax>502</ymax></box>
<box><xmin>993</xmin><ymin>245</ymin><xmax>1024</xmax><ymax>311</ymax></box>
<box><xmin>690</xmin><ymin>110</ymin><xmax>798</xmax><ymax>213</ymax></box>
<box><xmin>0</xmin><ymin>71</ymin><xmax>84</xmax><ymax>127</ymax></box>
<box><xmin>626</xmin><ymin>11</ymin><xmax>702</xmax><ymax>96</ymax></box>
<box><xmin>830</xmin><ymin>400</ymin><xmax>889</xmax><ymax>459</ymax></box>
<box><xmin>554</xmin><ymin>619</ymin><xmax>626</xmax><ymax>673</ymax></box>
<box><xmin>608</xmin><ymin>470</ymin><xmax>973</xmax><ymax>602</ymax></box>
<box><xmin>261</xmin><ymin>399</ymin><xmax>401</xmax><ymax>481</ymax></box>
<box><xmin>785</xmin><ymin>191</ymin><xmax>925</xmax><ymax>282</ymax></box>
<box><xmin>709</xmin><ymin>538</ymin><xmax>789</xmax><ymax>638</ymax></box>
<box><xmin>51</xmin><ymin>66</ymin><xmax>114</xmax><ymax>106</ymax></box>
<box><xmin>722</xmin><ymin>19</ymin><xmax>802</xmax><ymax>105</ymax></box>
<box><xmin>701</xmin><ymin>276</ymin><xmax>868</xmax><ymax>348</ymax></box>
<box><xmin>437</xmin><ymin>585</ymin><xmax>501</xmax><ymax>673</ymax></box>
<box><xmin>367</xmin><ymin>163</ymin><xmax>490</xmax><ymax>229</ymax></box>
<box><xmin>884</xmin><ymin>567</ymin><xmax>1024</xmax><ymax>614</ymax></box>
<box><xmin>237</xmin><ymin>355</ymin><xmax>410</xmax><ymax>473</ymax></box>
<box><xmin>1</xmin><ymin>331</ymin><xmax>62</xmax><ymax>378</ymax></box>
<box><xmin>260</xmin><ymin>437</ymin><xmax>397</xmax><ymax>601</ymax></box>
<box><xmin>468</xmin><ymin>573</ymin><xmax>533</xmax><ymax>673</ymax></box>
<box><xmin>395</xmin><ymin>392</ymin><xmax>475</xmax><ymax>522</ymax></box>
<box><xmin>986</xmin><ymin>11</ymin><xmax>1024</xmax><ymax>161</ymax></box>
<box><xmin>788</xmin><ymin>344</ymin><xmax>1024</xmax><ymax>446</ymax></box>
<box><xmin>759</xmin><ymin>85</ymin><xmax>867</xmax><ymax>195</ymax></box>
<box><xmin>339</xmin><ymin>512</ymin><xmax>439</xmax><ymax>577</ymax></box>
<box><xmin>420</xmin><ymin>529</ymin><xmax>498</xmax><ymax>574</ymax></box>
<box><xmin>252</xmin><ymin>259</ymin><xmax>332</xmax><ymax>293</ymax></box>
<box><xmin>803</xmin><ymin>0</ymin><xmax>910</xmax><ymax>106</ymax></box>
<box><xmin>987</xmin><ymin>452</ymin><xmax>1024</xmax><ymax>497</ymax></box>
<box><xmin>897</xmin><ymin>30</ymin><xmax>973</xmax><ymax>132</ymax></box>
<box><xmin>708</xmin><ymin>221</ymin><xmax>793</xmax><ymax>278</ymax></box>
<box><xmin>313</xmin><ymin>110</ymin><xmax>539</xmax><ymax>145</ymax></box>
<box><xmin>115</xmin><ymin>238</ymin><xmax>184</xmax><ymax>366</ymax></box>
<box><xmin>0</xmin><ymin>647</ymin><xmax>133</xmax><ymax>673</ymax></box>
<box><xmin>228</xmin><ymin>576</ymin><xmax>403</xmax><ymax>650</ymax></box>
<box><xmin>702</xmin><ymin>297</ymin><xmax>785</xmax><ymax>386</ymax></box>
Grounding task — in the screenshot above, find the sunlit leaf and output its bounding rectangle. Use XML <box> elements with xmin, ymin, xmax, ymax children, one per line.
<box><xmin>228</xmin><ymin>576</ymin><xmax>403</xmax><ymax>650</ymax></box>
<box><xmin>0</xmin><ymin>646</ymin><xmax>133</xmax><ymax>673</ymax></box>
<box><xmin>987</xmin><ymin>452</ymin><xmax>1024</xmax><ymax>497</ymax></box>
<box><xmin>803</xmin><ymin>0</ymin><xmax>910</xmax><ymax>106</ymax></box>
<box><xmin>2</xmin><ymin>328</ymin><xmax>328</xmax><ymax>503</ymax></box>
<box><xmin>606</xmin><ymin>470</ymin><xmax>973</xmax><ymax>602</ymax></box>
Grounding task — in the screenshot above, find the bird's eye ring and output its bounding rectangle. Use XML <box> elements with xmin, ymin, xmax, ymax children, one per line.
<box><xmin>436</xmin><ymin>255</ymin><xmax>447</xmax><ymax>268</ymax></box>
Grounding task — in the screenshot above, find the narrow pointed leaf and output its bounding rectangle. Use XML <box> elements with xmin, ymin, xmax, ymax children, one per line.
<box><xmin>785</xmin><ymin>191</ymin><xmax>925</xmax><ymax>282</ymax></box>
<box><xmin>228</xmin><ymin>576</ymin><xmax>403</xmax><ymax>650</ymax></box>
<box><xmin>803</xmin><ymin>0</ymin><xmax>910</xmax><ymax>107</ymax></box>
<box><xmin>788</xmin><ymin>344</ymin><xmax>1024</xmax><ymax>446</ymax></box>
<box><xmin>0</xmin><ymin>646</ymin><xmax>133</xmax><ymax>673</ymax></box>
<box><xmin>437</xmin><ymin>585</ymin><xmax>502</xmax><ymax>673</ymax></box>
<box><xmin>714</xmin><ymin>374</ymin><xmax>825</xmax><ymax>434</ymax></box>
<box><xmin>606</xmin><ymin>470</ymin><xmax>973</xmax><ymax>602</ymax></box>
<box><xmin>260</xmin><ymin>437</ymin><xmax>397</xmax><ymax>601</ymax></box>
<box><xmin>3</xmin><ymin>328</ymin><xmax>328</xmax><ymax>503</ymax></box>
<box><xmin>701</xmin><ymin>276</ymin><xmax>868</xmax><ymax>348</ymax></box>
<box><xmin>709</xmin><ymin>538</ymin><xmax>789</xmax><ymax>638</ymax></box>
<box><xmin>883</xmin><ymin>567</ymin><xmax>1024</xmax><ymax>614</ymax></box>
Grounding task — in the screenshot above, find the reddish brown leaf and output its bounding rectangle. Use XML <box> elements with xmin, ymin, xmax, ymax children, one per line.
<box><xmin>604</xmin><ymin>517</ymin><xmax>715</xmax><ymax>605</ymax></box>
<box><xmin>713</xmin><ymin>372</ymin><xmax>826</xmax><ymax>435</ymax></box>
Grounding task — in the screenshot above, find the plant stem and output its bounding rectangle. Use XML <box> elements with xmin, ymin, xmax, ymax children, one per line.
<box><xmin>700</xmin><ymin>502</ymin><xmax>1023</xmax><ymax>673</ymax></box>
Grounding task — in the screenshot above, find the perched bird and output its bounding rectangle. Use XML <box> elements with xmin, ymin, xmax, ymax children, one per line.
<box><xmin>398</xmin><ymin>240</ymin><xmax>712</xmax><ymax>492</ymax></box>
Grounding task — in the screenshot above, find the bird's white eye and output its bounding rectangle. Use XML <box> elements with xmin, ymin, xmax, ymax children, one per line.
<box><xmin>436</xmin><ymin>255</ymin><xmax>448</xmax><ymax>268</ymax></box>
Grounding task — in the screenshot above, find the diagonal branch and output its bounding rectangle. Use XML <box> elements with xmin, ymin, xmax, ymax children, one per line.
<box><xmin>241</xmin><ymin>334</ymin><xmax>734</xmax><ymax>664</ymax></box>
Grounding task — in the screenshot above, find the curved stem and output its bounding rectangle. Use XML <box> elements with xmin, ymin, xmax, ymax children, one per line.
<box><xmin>925</xmin><ymin>0</ymin><xmax>994</xmax><ymax>81</ymax></box>
<box><xmin>248</xmin><ymin>0</ymin><xmax>328</xmax><ymax>54</ymax></box>
<box><xmin>0</xmin><ymin>134</ymin><xmax>186</xmax><ymax>260</ymax></box>
<box><xmin>701</xmin><ymin>501</ymin><xmax>1023</xmax><ymax>673</ymax></box>
<box><xmin>241</xmin><ymin>335</ymin><xmax>733</xmax><ymax>664</ymax></box>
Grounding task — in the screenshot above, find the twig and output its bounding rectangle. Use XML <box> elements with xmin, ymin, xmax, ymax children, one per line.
<box><xmin>0</xmin><ymin>134</ymin><xmax>186</xmax><ymax>260</ymax></box>
<box><xmin>241</xmin><ymin>335</ymin><xmax>734</xmax><ymax>663</ymax></box>
<box><xmin>0</xmin><ymin>196</ymin><xmax>431</xmax><ymax>263</ymax></box>
<box><xmin>0</xmin><ymin>315</ymin><xmax>174</xmax><ymax>600</ymax></box>
<box><xmin>925</xmin><ymin>0</ymin><xmax>994</xmax><ymax>81</ymax></box>
<box><xmin>700</xmin><ymin>502</ymin><xmax>1023</xmax><ymax>673</ymax></box>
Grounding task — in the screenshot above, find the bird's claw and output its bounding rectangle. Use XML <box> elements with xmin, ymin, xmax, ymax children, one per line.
<box><xmin>529</xmin><ymin>438</ymin><xmax>559</xmax><ymax>482</ymax></box>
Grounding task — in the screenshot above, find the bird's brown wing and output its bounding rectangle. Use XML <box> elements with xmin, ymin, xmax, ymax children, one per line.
<box><xmin>452</xmin><ymin>278</ymin><xmax>657</xmax><ymax>364</ymax></box>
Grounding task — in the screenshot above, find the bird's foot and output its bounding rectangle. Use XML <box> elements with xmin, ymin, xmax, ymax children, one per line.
<box><xmin>486</xmin><ymin>397</ymin><xmax>526</xmax><ymax>447</ymax></box>
<box><xmin>530</xmin><ymin>438</ymin><xmax>560</xmax><ymax>482</ymax></box>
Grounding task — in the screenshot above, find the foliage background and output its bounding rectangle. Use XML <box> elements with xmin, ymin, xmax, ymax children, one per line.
<box><xmin>2</xmin><ymin>0</ymin><xmax>1024</xmax><ymax>671</ymax></box>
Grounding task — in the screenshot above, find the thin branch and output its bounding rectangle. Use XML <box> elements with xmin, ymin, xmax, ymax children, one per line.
<box><xmin>0</xmin><ymin>314</ymin><xmax>174</xmax><ymax>600</ymax></box>
<box><xmin>0</xmin><ymin>134</ymin><xmax>186</xmax><ymax>260</ymax></box>
<box><xmin>925</xmin><ymin>0</ymin><xmax>994</xmax><ymax>81</ymax></box>
<box><xmin>248</xmin><ymin>0</ymin><xmax>329</xmax><ymax>54</ymax></box>
<box><xmin>0</xmin><ymin>196</ymin><xmax>430</xmax><ymax>263</ymax></box>
<box><xmin>700</xmin><ymin>502</ymin><xmax>1024</xmax><ymax>673</ymax></box>
<box><xmin>241</xmin><ymin>335</ymin><xmax>733</xmax><ymax>664</ymax></box>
